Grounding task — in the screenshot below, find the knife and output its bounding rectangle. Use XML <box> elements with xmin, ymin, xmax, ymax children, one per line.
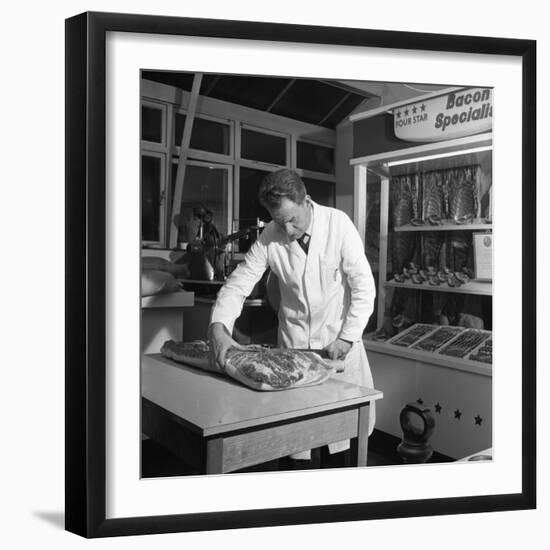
<box><xmin>289</xmin><ymin>348</ymin><xmax>330</xmax><ymax>359</ymax></box>
<box><xmin>236</xmin><ymin>346</ymin><xmax>330</xmax><ymax>359</ymax></box>
<box><xmin>290</xmin><ymin>349</ymin><xmax>346</xmax><ymax>371</ymax></box>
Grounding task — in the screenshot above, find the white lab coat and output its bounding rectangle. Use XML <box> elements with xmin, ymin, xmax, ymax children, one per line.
<box><xmin>211</xmin><ymin>202</ymin><xmax>376</xmax><ymax>452</ymax></box>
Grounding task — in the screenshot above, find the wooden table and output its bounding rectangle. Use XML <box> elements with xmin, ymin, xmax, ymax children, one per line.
<box><xmin>142</xmin><ymin>354</ymin><xmax>383</xmax><ymax>474</ymax></box>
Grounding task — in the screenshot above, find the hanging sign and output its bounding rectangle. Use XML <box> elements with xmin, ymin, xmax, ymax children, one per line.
<box><xmin>392</xmin><ymin>88</ymin><xmax>493</xmax><ymax>142</ymax></box>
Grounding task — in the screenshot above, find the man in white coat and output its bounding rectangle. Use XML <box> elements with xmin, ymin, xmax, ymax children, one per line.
<box><xmin>208</xmin><ymin>169</ymin><xmax>376</xmax><ymax>468</ymax></box>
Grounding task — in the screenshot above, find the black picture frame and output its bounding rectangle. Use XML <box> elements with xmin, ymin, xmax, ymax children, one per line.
<box><xmin>65</xmin><ymin>11</ymin><xmax>536</xmax><ymax>538</ymax></box>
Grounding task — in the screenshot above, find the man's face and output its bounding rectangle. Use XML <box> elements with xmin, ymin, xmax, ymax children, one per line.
<box><xmin>269</xmin><ymin>196</ymin><xmax>311</xmax><ymax>241</ymax></box>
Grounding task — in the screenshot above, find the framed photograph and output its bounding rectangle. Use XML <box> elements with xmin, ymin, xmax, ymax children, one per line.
<box><xmin>65</xmin><ymin>11</ymin><xmax>536</xmax><ymax>538</ymax></box>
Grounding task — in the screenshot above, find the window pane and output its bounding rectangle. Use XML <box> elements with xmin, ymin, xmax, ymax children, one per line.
<box><xmin>191</xmin><ymin>118</ymin><xmax>230</xmax><ymax>155</ymax></box>
<box><xmin>141</xmin><ymin>106</ymin><xmax>163</xmax><ymax>143</ymax></box>
<box><xmin>142</xmin><ymin>156</ymin><xmax>162</xmax><ymax>241</ymax></box>
<box><xmin>171</xmin><ymin>164</ymin><xmax>229</xmax><ymax>243</ymax></box>
<box><xmin>238</xmin><ymin>167</ymin><xmax>272</xmax><ymax>252</ymax></box>
<box><xmin>241</xmin><ymin>128</ymin><xmax>286</xmax><ymax>166</ymax></box>
<box><xmin>174</xmin><ymin>113</ymin><xmax>230</xmax><ymax>155</ymax></box>
<box><xmin>297</xmin><ymin>141</ymin><xmax>335</xmax><ymax>174</ymax></box>
<box><xmin>302</xmin><ymin>177</ymin><xmax>335</xmax><ymax>208</ymax></box>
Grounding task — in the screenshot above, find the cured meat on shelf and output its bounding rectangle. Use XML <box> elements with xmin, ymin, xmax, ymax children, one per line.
<box><xmin>390</xmin><ymin>175</ymin><xmax>416</xmax><ymax>273</ymax></box>
<box><xmin>469</xmin><ymin>338</ymin><xmax>492</xmax><ymax>364</ymax></box>
<box><xmin>437</xmin><ymin>329</ymin><xmax>491</xmax><ymax>358</ymax></box>
<box><xmin>448</xmin><ymin>166</ymin><xmax>480</xmax><ymax>222</ymax></box>
<box><xmin>386</xmin><ymin>175</ymin><xmax>420</xmax><ymax>337</ymax></box>
<box><xmin>412</xmin><ymin>326</ymin><xmax>464</xmax><ymax>352</ymax></box>
<box><xmin>422</xmin><ymin>171</ymin><xmax>445</xmax><ymax>220</ymax></box>
<box><xmin>421</xmin><ymin>172</ymin><xmax>445</xmax><ymax>270</ymax></box>
<box><xmin>387</xmin><ymin>323</ymin><xmax>439</xmax><ymax>347</ymax></box>
<box><xmin>411</xmin><ymin>172</ymin><xmax>422</xmax><ymax>220</ymax></box>
<box><xmin>438</xmin><ymin>231</ymin><xmax>474</xmax><ymax>274</ymax></box>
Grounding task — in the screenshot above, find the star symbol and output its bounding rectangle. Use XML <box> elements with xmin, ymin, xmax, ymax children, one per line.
<box><xmin>416</xmin><ymin>398</ymin><xmax>424</xmax><ymax>405</ymax></box>
<box><xmin>475</xmin><ymin>415</ymin><xmax>483</xmax><ymax>426</ymax></box>
<box><xmin>454</xmin><ymin>409</ymin><xmax>462</xmax><ymax>420</ymax></box>
<box><xmin>404</xmin><ymin>109</ymin><xmax>409</xmax><ymax>116</ymax></box>
<box><xmin>396</xmin><ymin>110</ymin><xmax>402</xmax><ymax>118</ymax></box>
<box><xmin>421</xmin><ymin>104</ymin><xmax>426</xmax><ymax>112</ymax></box>
<box><xmin>435</xmin><ymin>403</ymin><xmax>442</xmax><ymax>413</ymax></box>
<box><xmin>412</xmin><ymin>105</ymin><xmax>418</xmax><ymax>114</ymax></box>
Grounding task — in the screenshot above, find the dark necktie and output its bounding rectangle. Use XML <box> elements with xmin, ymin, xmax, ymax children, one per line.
<box><xmin>297</xmin><ymin>232</ymin><xmax>310</xmax><ymax>255</ymax></box>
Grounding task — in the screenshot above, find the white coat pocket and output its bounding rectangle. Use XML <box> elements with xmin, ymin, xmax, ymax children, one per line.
<box><xmin>320</xmin><ymin>259</ymin><xmax>340</xmax><ymax>294</ymax></box>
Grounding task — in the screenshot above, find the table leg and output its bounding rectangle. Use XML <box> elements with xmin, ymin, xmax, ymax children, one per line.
<box><xmin>206</xmin><ymin>438</ymin><xmax>224</xmax><ymax>474</ymax></box>
<box><xmin>355</xmin><ymin>404</ymin><xmax>371</xmax><ymax>467</ymax></box>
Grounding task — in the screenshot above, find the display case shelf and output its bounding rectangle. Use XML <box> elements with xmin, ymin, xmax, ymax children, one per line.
<box><xmin>384</xmin><ymin>280</ymin><xmax>492</xmax><ymax>296</ymax></box>
<box><xmin>394</xmin><ymin>221</ymin><xmax>492</xmax><ymax>232</ymax></box>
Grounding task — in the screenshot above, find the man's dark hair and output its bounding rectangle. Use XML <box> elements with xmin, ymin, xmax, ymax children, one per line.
<box><xmin>258</xmin><ymin>169</ymin><xmax>307</xmax><ymax>210</ymax></box>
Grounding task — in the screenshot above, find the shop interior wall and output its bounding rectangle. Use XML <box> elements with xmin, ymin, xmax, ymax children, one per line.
<box><xmin>334</xmin><ymin>119</ymin><xmax>354</xmax><ymax>218</ymax></box>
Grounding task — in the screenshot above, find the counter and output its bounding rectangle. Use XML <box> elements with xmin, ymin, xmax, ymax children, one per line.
<box><xmin>364</xmin><ymin>335</ymin><xmax>492</xmax><ymax>459</ymax></box>
<box><xmin>141</xmin><ymin>290</ymin><xmax>195</xmax><ymax>353</ymax></box>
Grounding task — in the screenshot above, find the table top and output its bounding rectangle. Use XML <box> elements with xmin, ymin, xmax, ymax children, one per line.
<box><xmin>142</xmin><ymin>354</ymin><xmax>383</xmax><ymax>436</ymax></box>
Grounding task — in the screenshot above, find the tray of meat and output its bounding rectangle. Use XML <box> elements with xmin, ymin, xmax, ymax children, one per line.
<box><xmin>468</xmin><ymin>338</ymin><xmax>493</xmax><ymax>364</ymax></box>
<box><xmin>387</xmin><ymin>324</ymin><xmax>440</xmax><ymax>347</ymax></box>
<box><xmin>412</xmin><ymin>326</ymin><xmax>464</xmax><ymax>352</ymax></box>
<box><xmin>438</xmin><ymin>329</ymin><xmax>492</xmax><ymax>358</ymax></box>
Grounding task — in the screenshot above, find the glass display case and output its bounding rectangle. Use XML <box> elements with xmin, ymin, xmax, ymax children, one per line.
<box><xmin>352</xmin><ymin>132</ymin><xmax>493</xmax><ymax>372</ymax></box>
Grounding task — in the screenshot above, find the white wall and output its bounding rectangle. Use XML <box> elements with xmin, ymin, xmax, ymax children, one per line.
<box><xmin>2</xmin><ymin>1</ymin><xmax>547</xmax><ymax>549</ymax></box>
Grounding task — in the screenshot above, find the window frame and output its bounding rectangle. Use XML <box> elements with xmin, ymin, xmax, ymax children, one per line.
<box><xmin>173</xmin><ymin>109</ymin><xmax>234</xmax><ymax>164</ymax></box>
<box><xmin>141</xmin><ymin>150</ymin><xmax>167</xmax><ymax>246</ymax></box>
<box><xmin>300</xmin><ymin>174</ymin><xmax>337</xmax><ymax>208</ymax></box>
<box><xmin>140</xmin><ymin>81</ymin><xmax>338</xmax><ymax>249</ymax></box>
<box><xmin>170</xmin><ymin>157</ymin><xmax>234</xmax><ymax>240</ymax></box>
<box><xmin>239</xmin><ymin>122</ymin><xmax>291</xmax><ymax>169</ymax></box>
<box><xmin>296</xmin><ymin>137</ymin><xmax>336</xmax><ymax>176</ymax></box>
<box><xmin>140</xmin><ymin>99</ymin><xmax>167</xmax><ymax>150</ymax></box>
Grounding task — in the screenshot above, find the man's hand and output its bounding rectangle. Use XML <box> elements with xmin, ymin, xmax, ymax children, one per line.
<box><xmin>324</xmin><ymin>338</ymin><xmax>353</xmax><ymax>360</ymax></box>
<box><xmin>208</xmin><ymin>322</ymin><xmax>239</xmax><ymax>371</ymax></box>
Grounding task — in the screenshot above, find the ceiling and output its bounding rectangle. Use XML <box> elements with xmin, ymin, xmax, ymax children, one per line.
<box><xmin>141</xmin><ymin>71</ymin><xmax>375</xmax><ymax>129</ymax></box>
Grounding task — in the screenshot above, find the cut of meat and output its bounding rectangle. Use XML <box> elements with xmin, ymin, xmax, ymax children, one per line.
<box><xmin>160</xmin><ymin>340</ymin><xmax>220</xmax><ymax>373</ymax></box>
<box><xmin>438</xmin><ymin>329</ymin><xmax>491</xmax><ymax>358</ymax></box>
<box><xmin>388</xmin><ymin>323</ymin><xmax>439</xmax><ymax>347</ymax></box>
<box><xmin>160</xmin><ymin>340</ymin><xmax>334</xmax><ymax>390</ymax></box>
<box><xmin>224</xmin><ymin>347</ymin><xmax>333</xmax><ymax>391</ymax></box>
<box><xmin>412</xmin><ymin>326</ymin><xmax>464</xmax><ymax>352</ymax></box>
<box><xmin>468</xmin><ymin>338</ymin><xmax>492</xmax><ymax>364</ymax></box>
